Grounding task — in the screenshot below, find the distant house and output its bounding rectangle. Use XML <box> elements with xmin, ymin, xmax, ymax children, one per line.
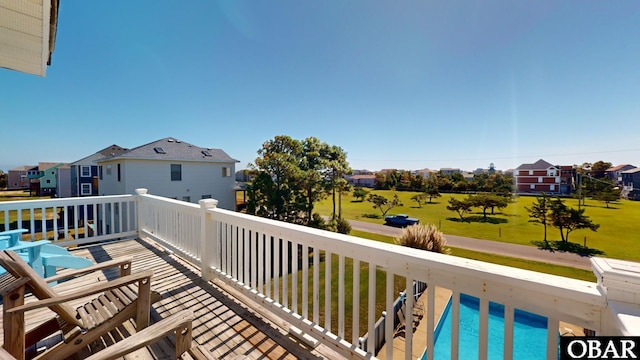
<box><xmin>97</xmin><ymin>137</ymin><xmax>239</xmax><ymax>210</ymax></box>
<box><xmin>514</xmin><ymin>159</ymin><xmax>564</xmax><ymax>194</ymax></box>
<box><xmin>347</xmin><ymin>174</ymin><xmax>376</xmax><ymax>188</ymax></box>
<box><xmin>7</xmin><ymin>165</ymin><xmax>36</xmax><ymax>190</ymax></box>
<box><xmin>70</xmin><ymin>145</ymin><xmax>128</xmax><ymax>197</ymax></box>
<box><xmin>439</xmin><ymin>168</ymin><xmax>461</xmax><ymax>175</ymax></box>
<box><xmin>621</xmin><ymin>168</ymin><xmax>640</xmax><ymax>200</ymax></box>
<box><xmin>605</xmin><ymin>164</ymin><xmax>636</xmax><ymax>186</ymax></box>
<box><xmin>56</xmin><ymin>164</ymin><xmax>72</xmax><ymax>198</ymax></box>
<box><xmin>38</xmin><ymin>163</ymin><xmax>65</xmax><ymax>196</ymax></box>
<box><xmin>416</xmin><ymin>168</ymin><xmax>434</xmax><ymax>178</ymax></box>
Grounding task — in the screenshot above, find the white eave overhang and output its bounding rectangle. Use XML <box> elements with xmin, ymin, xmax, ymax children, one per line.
<box><xmin>0</xmin><ymin>0</ymin><xmax>58</xmax><ymax>77</ymax></box>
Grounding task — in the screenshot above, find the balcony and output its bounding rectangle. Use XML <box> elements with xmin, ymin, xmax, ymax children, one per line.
<box><xmin>1</xmin><ymin>189</ymin><xmax>639</xmax><ymax>359</ymax></box>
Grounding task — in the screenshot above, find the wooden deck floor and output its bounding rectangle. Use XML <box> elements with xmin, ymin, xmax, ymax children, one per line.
<box><xmin>1</xmin><ymin>238</ymin><xmax>330</xmax><ymax>360</ymax></box>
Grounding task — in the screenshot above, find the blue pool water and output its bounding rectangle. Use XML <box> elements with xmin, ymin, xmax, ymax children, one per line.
<box><xmin>429</xmin><ymin>294</ymin><xmax>548</xmax><ymax>359</ymax></box>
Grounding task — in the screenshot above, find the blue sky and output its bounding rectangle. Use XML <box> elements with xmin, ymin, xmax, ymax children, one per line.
<box><xmin>2</xmin><ymin>1</ymin><xmax>639</xmax><ymax>173</ymax></box>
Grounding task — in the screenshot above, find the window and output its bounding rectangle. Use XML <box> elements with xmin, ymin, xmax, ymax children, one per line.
<box><xmin>530</xmin><ymin>184</ymin><xmax>535</xmax><ymax>190</ymax></box>
<box><xmin>171</xmin><ymin>164</ymin><xmax>182</xmax><ymax>181</ymax></box>
<box><xmin>550</xmin><ymin>184</ymin><xmax>555</xmax><ymax>191</ymax></box>
<box><xmin>538</xmin><ymin>177</ymin><xmax>542</xmax><ymax>183</ymax></box>
<box><xmin>529</xmin><ymin>170</ymin><xmax>533</xmax><ymax>175</ymax></box>
<box><xmin>202</xmin><ymin>150</ymin><xmax>212</xmax><ymax>157</ymax></box>
<box><xmin>81</xmin><ymin>166</ymin><xmax>91</xmax><ymax>177</ymax></box>
<box><xmin>201</xmin><ymin>194</ymin><xmax>211</xmax><ymax>199</ymax></box>
<box><xmin>106</xmin><ymin>164</ymin><xmax>112</xmax><ymax>175</ymax></box>
<box><xmin>46</xmin><ymin>179</ymin><xmax>51</xmax><ymax>184</ymax></box>
<box><xmin>154</xmin><ymin>147</ymin><xmax>166</xmax><ymax>154</ymax></box>
<box><xmin>222</xmin><ymin>167</ymin><xmax>231</xmax><ymax>177</ymax></box>
<box><xmin>182</xmin><ymin>196</ymin><xmax>191</xmax><ymax>202</ymax></box>
<box><xmin>99</xmin><ymin>166</ymin><xmax>103</xmax><ymax>180</ymax></box>
<box><xmin>117</xmin><ymin>164</ymin><xmax>121</xmax><ymax>182</ymax></box>
<box><xmin>81</xmin><ymin>183</ymin><xmax>92</xmax><ymax>195</ymax></box>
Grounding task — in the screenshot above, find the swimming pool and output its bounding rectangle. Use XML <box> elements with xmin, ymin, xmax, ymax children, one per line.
<box><xmin>428</xmin><ymin>293</ymin><xmax>548</xmax><ymax>359</ymax></box>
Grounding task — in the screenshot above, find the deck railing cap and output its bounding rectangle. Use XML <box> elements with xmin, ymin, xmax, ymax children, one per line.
<box><xmin>592</xmin><ymin>257</ymin><xmax>640</xmax><ymax>303</ymax></box>
<box><xmin>199</xmin><ymin>198</ymin><xmax>218</xmax><ymax>209</ymax></box>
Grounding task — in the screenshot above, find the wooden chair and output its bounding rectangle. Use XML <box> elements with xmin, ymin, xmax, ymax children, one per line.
<box><xmin>0</xmin><ymin>250</ymin><xmax>161</xmax><ymax>360</ymax></box>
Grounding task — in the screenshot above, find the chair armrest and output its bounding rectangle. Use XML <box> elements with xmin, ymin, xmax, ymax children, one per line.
<box><xmin>6</xmin><ymin>270</ymin><xmax>154</xmax><ymax>315</ymax></box>
<box><xmin>84</xmin><ymin>310</ymin><xmax>194</xmax><ymax>360</ymax></box>
<box><xmin>6</xmin><ymin>240</ymin><xmax>50</xmax><ymax>251</ymax></box>
<box><xmin>45</xmin><ymin>256</ymin><xmax>133</xmax><ymax>283</ymax></box>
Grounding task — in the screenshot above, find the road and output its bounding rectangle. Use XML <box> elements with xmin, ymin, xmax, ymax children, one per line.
<box><xmin>348</xmin><ymin>219</ymin><xmax>593</xmax><ymax>271</ymax></box>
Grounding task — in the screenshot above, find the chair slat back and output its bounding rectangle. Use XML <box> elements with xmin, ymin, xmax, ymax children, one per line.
<box><xmin>0</xmin><ymin>250</ymin><xmax>82</xmax><ymax>327</ymax></box>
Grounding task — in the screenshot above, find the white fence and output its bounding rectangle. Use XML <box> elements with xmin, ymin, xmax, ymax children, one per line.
<box><xmin>4</xmin><ymin>190</ymin><xmax>640</xmax><ymax>359</ymax></box>
<box><xmin>0</xmin><ymin>194</ymin><xmax>136</xmax><ymax>247</ymax></box>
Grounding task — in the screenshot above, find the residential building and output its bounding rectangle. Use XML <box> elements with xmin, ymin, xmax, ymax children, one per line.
<box><xmin>97</xmin><ymin>137</ymin><xmax>239</xmax><ymax>210</ymax></box>
<box><xmin>416</xmin><ymin>168</ymin><xmax>434</xmax><ymax>178</ymax></box>
<box><xmin>7</xmin><ymin>165</ymin><xmax>36</xmax><ymax>190</ymax></box>
<box><xmin>347</xmin><ymin>174</ymin><xmax>376</xmax><ymax>188</ymax></box>
<box><xmin>622</xmin><ymin>168</ymin><xmax>640</xmax><ymax>200</ymax></box>
<box><xmin>56</xmin><ymin>164</ymin><xmax>72</xmax><ymax>198</ymax></box>
<box><xmin>514</xmin><ymin>159</ymin><xmax>562</xmax><ymax>194</ymax></box>
<box><xmin>439</xmin><ymin>168</ymin><xmax>461</xmax><ymax>175</ymax></box>
<box><xmin>605</xmin><ymin>164</ymin><xmax>637</xmax><ymax>186</ymax></box>
<box><xmin>38</xmin><ymin>163</ymin><xmax>65</xmax><ymax>196</ymax></box>
<box><xmin>71</xmin><ymin>145</ymin><xmax>128</xmax><ymax>197</ymax></box>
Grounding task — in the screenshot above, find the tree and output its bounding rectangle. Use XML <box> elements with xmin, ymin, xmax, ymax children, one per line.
<box><xmin>411</xmin><ymin>193</ymin><xmax>425</xmax><ymax>208</ymax></box>
<box><xmin>0</xmin><ymin>170</ymin><xmax>6</xmax><ymax>189</ymax></box>
<box><xmin>247</xmin><ymin>135</ymin><xmax>351</xmax><ymax>228</ymax></box>
<box><xmin>549</xmin><ymin>198</ymin><xmax>600</xmax><ymax>242</ymax></box>
<box><xmin>367</xmin><ymin>193</ymin><xmax>402</xmax><ymax>217</ymax></box>
<box><xmin>590</xmin><ymin>160</ymin><xmax>612</xmax><ymax>179</ymax></box>
<box><xmin>594</xmin><ymin>187</ymin><xmax>620</xmax><ymax>208</ymax></box>
<box><xmin>467</xmin><ymin>194</ymin><xmax>509</xmax><ymax>220</ymax></box>
<box><xmin>447</xmin><ymin>197</ymin><xmax>472</xmax><ymax>221</ymax></box>
<box><xmin>526</xmin><ymin>193</ymin><xmax>551</xmax><ymax>243</ymax></box>
<box><xmin>424</xmin><ymin>186</ymin><xmax>442</xmax><ymax>203</ymax></box>
<box><xmin>352</xmin><ymin>186</ymin><xmax>369</xmax><ymax>202</ymax></box>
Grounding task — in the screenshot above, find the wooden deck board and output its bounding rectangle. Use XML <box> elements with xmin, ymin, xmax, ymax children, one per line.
<box><xmin>1</xmin><ymin>238</ymin><xmax>327</xmax><ymax>360</ymax></box>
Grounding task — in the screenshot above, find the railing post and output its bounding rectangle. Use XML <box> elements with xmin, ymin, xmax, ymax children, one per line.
<box><xmin>135</xmin><ymin>188</ymin><xmax>148</xmax><ymax>237</ymax></box>
<box><xmin>592</xmin><ymin>257</ymin><xmax>640</xmax><ymax>335</ymax></box>
<box><xmin>199</xmin><ymin>199</ymin><xmax>218</xmax><ymax>281</ymax></box>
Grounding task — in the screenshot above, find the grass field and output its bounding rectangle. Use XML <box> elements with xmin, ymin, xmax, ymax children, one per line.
<box><xmin>316</xmin><ymin>190</ymin><xmax>640</xmax><ymax>262</ymax></box>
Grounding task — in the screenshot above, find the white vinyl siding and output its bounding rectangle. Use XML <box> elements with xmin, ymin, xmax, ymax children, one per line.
<box><xmin>98</xmin><ymin>160</ymin><xmax>236</xmax><ymax>209</ymax></box>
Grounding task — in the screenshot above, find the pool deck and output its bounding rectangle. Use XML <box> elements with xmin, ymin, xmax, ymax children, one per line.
<box><xmin>376</xmin><ymin>287</ymin><xmax>585</xmax><ymax>359</ymax></box>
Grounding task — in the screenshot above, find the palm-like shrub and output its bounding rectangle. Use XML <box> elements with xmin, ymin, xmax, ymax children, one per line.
<box><xmin>395</xmin><ymin>224</ymin><xmax>450</xmax><ymax>254</ymax></box>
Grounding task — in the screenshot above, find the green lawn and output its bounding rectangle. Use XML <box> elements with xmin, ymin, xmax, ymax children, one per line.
<box><xmin>317</xmin><ymin>191</ymin><xmax>640</xmax><ymax>262</ymax></box>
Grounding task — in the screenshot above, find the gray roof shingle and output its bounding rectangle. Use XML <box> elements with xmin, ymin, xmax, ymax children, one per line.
<box><xmin>99</xmin><ymin>137</ymin><xmax>238</xmax><ymax>163</ymax></box>
<box><xmin>515</xmin><ymin>159</ymin><xmax>555</xmax><ymax>170</ymax></box>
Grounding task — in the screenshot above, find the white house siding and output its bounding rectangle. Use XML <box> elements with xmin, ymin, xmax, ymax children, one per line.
<box><xmin>99</xmin><ymin>160</ymin><xmax>128</xmax><ymax>197</ymax></box>
<box><xmin>99</xmin><ymin>159</ymin><xmax>236</xmax><ymax>210</ymax></box>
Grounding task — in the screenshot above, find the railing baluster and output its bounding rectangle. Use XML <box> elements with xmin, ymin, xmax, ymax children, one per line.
<box><xmin>324</xmin><ymin>250</ymin><xmax>332</xmax><ymax>331</ymax></box>
<box><xmin>292</xmin><ymin>241</ymin><xmax>298</xmax><ymax>313</ymax></box>
<box><xmin>385</xmin><ymin>271</ymin><xmax>394</xmax><ymax>360</ymax></box>
<box><xmin>313</xmin><ymin>247</ymin><xmax>319</xmax><ymax>325</ymax></box>
<box><xmin>244</xmin><ymin>228</ymin><xmax>250</xmax><ymax>286</ymax></box>
<box><xmin>547</xmin><ymin>316</ymin><xmax>559</xmax><ymax>360</ymax></box>
<box><xmin>504</xmin><ymin>304</ymin><xmax>514</xmax><ymax>360</ymax></box>
<box><xmin>451</xmin><ymin>290</ymin><xmax>460</xmax><ymax>360</ymax></box>
<box><xmin>405</xmin><ymin>277</ymin><xmax>414</xmax><ymax>359</ymax></box>
<box><xmin>479</xmin><ymin>298</ymin><xmax>489</xmax><ymax>360</ymax></box>
<box><xmin>367</xmin><ymin>262</ymin><xmax>375</xmax><ymax>354</ymax></box>
<box><xmin>302</xmin><ymin>244</ymin><xmax>309</xmax><ymax>319</ymax></box>
<box><xmin>338</xmin><ymin>254</ymin><xmax>345</xmax><ymax>339</ymax></box>
<box><xmin>266</xmin><ymin>234</ymin><xmax>272</xmax><ymax>299</ymax></box>
<box><xmin>283</xmin><ymin>238</ymin><xmax>289</xmax><ymax>309</ymax></box>
<box><xmin>427</xmin><ymin>283</ymin><xmax>436</xmax><ymax>360</ymax></box>
<box><xmin>352</xmin><ymin>258</ymin><xmax>360</xmax><ymax>343</ymax></box>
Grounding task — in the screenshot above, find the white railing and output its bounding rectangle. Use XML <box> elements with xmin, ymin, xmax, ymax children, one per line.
<box><xmin>0</xmin><ymin>194</ymin><xmax>136</xmax><ymax>247</ymax></box>
<box><xmin>3</xmin><ymin>190</ymin><xmax>640</xmax><ymax>359</ymax></box>
<box><xmin>133</xmin><ymin>191</ymin><xmax>640</xmax><ymax>359</ymax></box>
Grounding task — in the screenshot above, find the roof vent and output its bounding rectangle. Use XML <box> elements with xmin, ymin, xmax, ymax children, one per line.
<box><xmin>168</xmin><ymin>139</ymin><xmax>174</xmax><ymax>142</ymax></box>
<box><xmin>154</xmin><ymin>147</ymin><xmax>166</xmax><ymax>154</ymax></box>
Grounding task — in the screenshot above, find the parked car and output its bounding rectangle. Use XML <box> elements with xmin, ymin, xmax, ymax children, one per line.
<box><xmin>384</xmin><ymin>214</ymin><xmax>419</xmax><ymax>227</ymax></box>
